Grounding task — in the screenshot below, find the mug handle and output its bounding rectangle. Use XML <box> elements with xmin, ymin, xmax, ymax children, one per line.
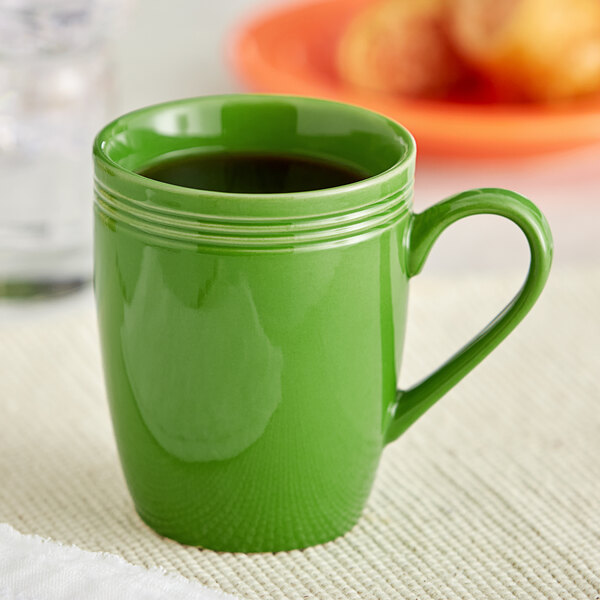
<box><xmin>385</xmin><ymin>188</ymin><xmax>553</xmax><ymax>444</ymax></box>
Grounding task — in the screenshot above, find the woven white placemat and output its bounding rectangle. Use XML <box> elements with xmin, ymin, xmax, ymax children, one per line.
<box><xmin>0</xmin><ymin>268</ymin><xmax>599</xmax><ymax>600</ymax></box>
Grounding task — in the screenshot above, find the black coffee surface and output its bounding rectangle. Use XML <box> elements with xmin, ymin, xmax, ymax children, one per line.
<box><xmin>138</xmin><ymin>152</ymin><xmax>368</xmax><ymax>194</ymax></box>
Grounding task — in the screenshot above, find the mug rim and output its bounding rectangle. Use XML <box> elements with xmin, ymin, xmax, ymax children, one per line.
<box><xmin>94</xmin><ymin>95</ymin><xmax>415</xmax><ymax>198</ymax></box>
<box><xmin>93</xmin><ymin>94</ymin><xmax>416</xmax><ymax>249</ymax></box>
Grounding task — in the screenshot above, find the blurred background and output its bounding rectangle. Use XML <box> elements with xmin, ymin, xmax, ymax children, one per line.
<box><xmin>112</xmin><ymin>0</ymin><xmax>600</xmax><ymax>276</ymax></box>
<box><xmin>1</xmin><ymin>0</ymin><xmax>599</xmax><ymax>305</ymax></box>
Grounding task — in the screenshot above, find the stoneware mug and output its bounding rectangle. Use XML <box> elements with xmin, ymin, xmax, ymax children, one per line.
<box><xmin>93</xmin><ymin>95</ymin><xmax>553</xmax><ymax>552</ymax></box>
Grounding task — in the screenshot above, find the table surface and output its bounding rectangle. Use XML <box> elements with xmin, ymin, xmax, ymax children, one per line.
<box><xmin>2</xmin><ymin>267</ymin><xmax>599</xmax><ymax>600</ymax></box>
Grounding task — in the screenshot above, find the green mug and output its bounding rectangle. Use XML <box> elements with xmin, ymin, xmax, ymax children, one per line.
<box><xmin>93</xmin><ymin>95</ymin><xmax>552</xmax><ymax>552</ymax></box>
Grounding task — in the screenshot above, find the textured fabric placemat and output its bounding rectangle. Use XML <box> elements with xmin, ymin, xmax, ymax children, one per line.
<box><xmin>1</xmin><ymin>268</ymin><xmax>599</xmax><ymax>600</ymax></box>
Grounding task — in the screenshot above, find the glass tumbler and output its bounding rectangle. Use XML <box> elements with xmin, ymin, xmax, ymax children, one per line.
<box><xmin>0</xmin><ymin>0</ymin><xmax>124</xmax><ymax>298</ymax></box>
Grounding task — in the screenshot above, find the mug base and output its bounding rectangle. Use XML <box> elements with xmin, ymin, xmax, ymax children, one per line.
<box><xmin>135</xmin><ymin>507</ymin><xmax>359</xmax><ymax>553</ymax></box>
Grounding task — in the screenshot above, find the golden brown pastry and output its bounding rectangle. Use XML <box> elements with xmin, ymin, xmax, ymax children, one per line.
<box><xmin>337</xmin><ymin>0</ymin><xmax>470</xmax><ymax>98</ymax></box>
<box><xmin>447</xmin><ymin>0</ymin><xmax>600</xmax><ymax>102</ymax></box>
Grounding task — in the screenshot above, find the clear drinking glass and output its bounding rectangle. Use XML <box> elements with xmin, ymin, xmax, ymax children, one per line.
<box><xmin>0</xmin><ymin>0</ymin><xmax>124</xmax><ymax>298</ymax></box>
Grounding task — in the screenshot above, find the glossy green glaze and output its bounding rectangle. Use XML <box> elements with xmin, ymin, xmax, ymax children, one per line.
<box><xmin>93</xmin><ymin>95</ymin><xmax>553</xmax><ymax>552</ymax></box>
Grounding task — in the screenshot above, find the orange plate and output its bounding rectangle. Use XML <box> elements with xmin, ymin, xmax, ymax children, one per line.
<box><xmin>230</xmin><ymin>0</ymin><xmax>600</xmax><ymax>158</ymax></box>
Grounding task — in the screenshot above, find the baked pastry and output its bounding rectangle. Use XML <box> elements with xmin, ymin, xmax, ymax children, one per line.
<box><xmin>447</xmin><ymin>0</ymin><xmax>600</xmax><ymax>101</ymax></box>
<box><xmin>338</xmin><ymin>0</ymin><xmax>600</xmax><ymax>102</ymax></box>
<box><xmin>337</xmin><ymin>0</ymin><xmax>470</xmax><ymax>98</ymax></box>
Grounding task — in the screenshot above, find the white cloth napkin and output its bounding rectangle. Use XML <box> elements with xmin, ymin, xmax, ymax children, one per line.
<box><xmin>0</xmin><ymin>524</ymin><xmax>241</xmax><ymax>600</ymax></box>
